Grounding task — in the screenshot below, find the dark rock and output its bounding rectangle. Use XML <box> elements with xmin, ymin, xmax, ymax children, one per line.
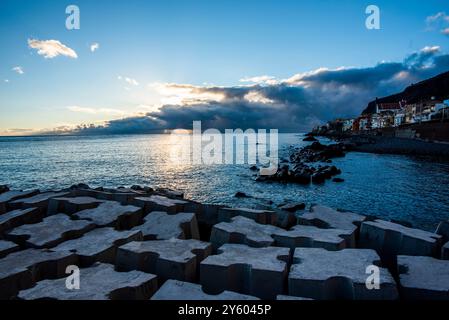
<box><xmin>311</xmin><ymin>172</ymin><xmax>325</xmax><ymax>184</ymax></box>
<box><xmin>249</xmin><ymin>165</ymin><xmax>258</xmax><ymax>171</ymax></box>
<box><xmin>131</xmin><ymin>185</ymin><xmax>144</xmax><ymax>191</ymax></box>
<box><xmin>303</xmin><ymin>136</ymin><xmax>318</xmax><ymax>142</ymax></box>
<box><xmin>235</xmin><ymin>192</ymin><xmax>250</xmax><ymax>198</ymax></box>
<box><xmin>332</xmin><ymin>178</ymin><xmax>345</xmax><ymax>183</ymax></box>
<box><xmin>279</xmin><ymin>202</ymin><xmax>306</xmax><ymax>212</ymax></box>
<box><xmin>0</xmin><ymin>185</ymin><xmax>9</xmax><ymax>195</ymax></box>
<box><xmin>69</xmin><ymin>183</ymin><xmax>90</xmax><ymax>190</ymax></box>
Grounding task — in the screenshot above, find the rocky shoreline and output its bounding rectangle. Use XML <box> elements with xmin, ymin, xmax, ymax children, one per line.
<box><xmin>0</xmin><ymin>183</ymin><xmax>449</xmax><ymax>300</ymax></box>
<box><xmin>255</xmin><ymin>139</ymin><xmax>350</xmax><ymax>184</ymax></box>
<box><xmin>316</xmin><ymin>133</ymin><xmax>449</xmax><ymax>158</ymax></box>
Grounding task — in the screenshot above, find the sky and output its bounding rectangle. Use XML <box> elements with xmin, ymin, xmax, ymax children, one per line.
<box><xmin>0</xmin><ymin>0</ymin><xmax>449</xmax><ymax>135</ymax></box>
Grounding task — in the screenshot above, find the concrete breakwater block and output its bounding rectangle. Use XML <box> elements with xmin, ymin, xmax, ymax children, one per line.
<box><xmin>0</xmin><ymin>240</ymin><xmax>19</xmax><ymax>258</ymax></box>
<box><xmin>0</xmin><ymin>208</ymin><xmax>43</xmax><ymax>236</ymax></box>
<box><xmin>274</xmin><ymin>225</ymin><xmax>353</xmax><ymax>250</ymax></box>
<box><xmin>359</xmin><ymin>219</ymin><xmax>442</xmax><ymax>257</ymax></box>
<box><xmin>48</xmin><ymin>196</ymin><xmax>105</xmax><ymax>215</ymax></box>
<box><xmin>200</xmin><ymin>244</ymin><xmax>290</xmax><ymax>300</ymax></box>
<box><xmin>52</xmin><ymin>228</ymin><xmax>143</xmax><ymax>266</ymax></box>
<box><xmin>436</xmin><ymin>221</ymin><xmax>449</xmax><ymax>241</ymax></box>
<box><xmin>298</xmin><ymin>205</ymin><xmax>366</xmax><ymax>230</ymax></box>
<box><xmin>116</xmin><ymin>238</ymin><xmax>212</xmax><ymax>282</ymax></box>
<box><xmin>72</xmin><ymin>188</ymin><xmax>142</xmax><ymax>204</ymax></box>
<box><xmin>151</xmin><ymin>280</ymin><xmax>260</xmax><ymax>300</ymax></box>
<box><xmin>210</xmin><ymin>216</ymin><xmax>352</xmax><ymax>250</ymax></box>
<box><xmin>6</xmin><ymin>214</ymin><xmax>95</xmax><ymax>248</ymax></box>
<box><xmin>132</xmin><ymin>195</ymin><xmax>188</xmax><ymax>214</ymax></box>
<box><xmin>210</xmin><ymin>216</ymin><xmax>280</xmax><ymax>248</ymax></box>
<box><xmin>442</xmin><ymin>242</ymin><xmax>449</xmax><ymax>260</ymax></box>
<box><xmin>398</xmin><ymin>255</ymin><xmax>449</xmax><ymax>300</ymax></box>
<box><xmin>132</xmin><ymin>211</ymin><xmax>200</xmax><ymax>240</ymax></box>
<box><xmin>298</xmin><ymin>205</ymin><xmax>365</xmax><ymax>243</ymax></box>
<box><xmin>217</xmin><ymin>207</ymin><xmax>278</xmax><ymax>225</ymax></box>
<box><xmin>18</xmin><ymin>263</ymin><xmax>158</xmax><ymax>300</ymax></box>
<box><xmin>9</xmin><ymin>192</ymin><xmax>70</xmax><ymax>211</ymax></box>
<box><xmin>0</xmin><ymin>190</ymin><xmax>39</xmax><ymax>214</ymax></box>
<box><xmin>288</xmin><ymin>248</ymin><xmax>398</xmax><ymax>300</ymax></box>
<box><xmin>0</xmin><ymin>249</ymin><xmax>77</xmax><ymax>299</ymax></box>
<box><xmin>73</xmin><ymin>202</ymin><xmax>142</xmax><ymax>230</ymax></box>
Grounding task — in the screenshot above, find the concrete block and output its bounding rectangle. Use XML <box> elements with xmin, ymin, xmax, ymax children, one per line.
<box><xmin>132</xmin><ymin>195</ymin><xmax>188</xmax><ymax>214</ymax></box>
<box><xmin>288</xmin><ymin>248</ymin><xmax>398</xmax><ymax>300</ymax></box>
<box><xmin>274</xmin><ymin>225</ymin><xmax>353</xmax><ymax>250</ymax></box>
<box><xmin>436</xmin><ymin>221</ymin><xmax>449</xmax><ymax>241</ymax></box>
<box><xmin>200</xmin><ymin>244</ymin><xmax>290</xmax><ymax>299</ymax></box>
<box><xmin>442</xmin><ymin>242</ymin><xmax>449</xmax><ymax>260</ymax></box>
<box><xmin>0</xmin><ymin>190</ymin><xmax>39</xmax><ymax>214</ymax></box>
<box><xmin>218</xmin><ymin>207</ymin><xmax>277</xmax><ymax>225</ymax></box>
<box><xmin>18</xmin><ymin>263</ymin><xmax>157</xmax><ymax>300</ymax></box>
<box><xmin>0</xmin><ymin>240</ymin><xmax>19</xmax><ymax>258</ymax></box>
<box><xmin>210</xmin><ymin>216</ymin><xmax>352</xmax><ymax>250</ymax></box>
<box><xmin>10</xmin><ymin>192</ymin><xmax>69</xmax><ymax>211</ymax></box>
<box><xmin>48</xmin><ymin>196</ymin><xmax>104</xmax><ymax>215</ymax></box>
<box><xmin>7</xmin><ymin>214</ymin><xmax>95</xmax><ymax>248</ymax></box>
<box><xmin>0</xmin><ymin>249</ymin><xmax>77</xmax><ymax>299</ymax></box>
<box><xmin>298</xmin><ymin>205</ymin><xmax>366</xmax><ymax>235</ymax></box>
<box><xmin>132</xmin><ymin>211</ymin><xmax>200</xmax><ymax>240</ymax></box>
<box><xmin>116</xmin><ymin>238</ymin><xmax>212</xmax><ymax>282</ymax></box>
<box><xmin>210</xmin><ymin>216</ymin><xmax>279</xmax><ymax>248</ymax></box>
<box><xmin>151</xmin><ymin>280</ymin><xmax>260</xmax><ymax>300</ymax></box>
<box><xmin>73</xmin><ymin>202</ymin><xmax>142</xmax><ymax>230</ymax></box>
<box><xmin>72</xmin><ymin>188</ymin><xmax>140</xmax><ymax>204</ymax></box>
<box><xmin>0</xmin><ymin>207</ymin><xmax>43</xmax><ymax>235</ymax></box>
<box><xmin>398</xmin><ymin>255</ymin><xmax>449</xmax><ymax>300</ymax></box>
<box><xmin>52</xmin><ymin>227</ymin><xmax>143</xmax><ymax>266</ymax></box>
<box><xmin>359</xmin><ymin>219</ymin><xmax>443</xmax><ymax>257</ymax></box>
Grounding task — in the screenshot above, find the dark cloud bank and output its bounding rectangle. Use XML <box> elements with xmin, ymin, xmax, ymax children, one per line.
<box><xmin>69</xmin><ymin>47</ymin><xmax>449</xmax><ymax>134</ymax></box>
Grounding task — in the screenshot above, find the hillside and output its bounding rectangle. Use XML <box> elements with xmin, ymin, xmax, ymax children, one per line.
<box><xmin>362</xmin><ymin>70</ymin><xmax>449</xmax><ymax>114</ymax></box>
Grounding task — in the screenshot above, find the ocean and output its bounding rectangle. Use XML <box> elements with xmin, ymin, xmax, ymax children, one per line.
<box><xmin>1</xmin><ymin>133</ymin><xmax>449</xmax><ymax>231</ymax></box>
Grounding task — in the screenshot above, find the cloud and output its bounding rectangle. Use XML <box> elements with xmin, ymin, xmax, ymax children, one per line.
<box><xmin>28</xmin><ymin>39</ymin><xmax>78</xmax><ymax>59</ymax></box>
<box><xmin>12</xmin><ymin>66</ymin><xmax>24</xmax><ymax>74</ymax></box>
<box><xmin>66</xmin><ymin>106</ymin><xmax>128</xmax><ymax>116</ymax></box>
<box><xmin>426</xmin><ymin>12</ymin><xmax>449</xmax><ymax>35</ymax></box>
<box><xmin>42</xmin><ymin>46</ymin><xmax>449</xmax><ymax>135</ymax></box>
<box><xmin>4</xmin><ymin>79</ymin><xmax>9</xmax><ymax>83</ymax></box>
<box><xmin>239</xmin><ymin>75</ymin><xmax>278</xmax><ymax>85</ymax></box>
<box><xmin>118</xmin><ymin>76</ymin><xmax>139</xmax><ymax>86</ymax></box>
<box><xmin>90</xmin><ymin>42</ymin><xmax>99</xmax><ymax>52</ymax></box>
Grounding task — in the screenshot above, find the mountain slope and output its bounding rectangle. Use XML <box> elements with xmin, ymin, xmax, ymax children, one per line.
<box><xmin>362</xmin><ymin>70</ymin><xmax>449</xmax><ymax>114</ymax></box>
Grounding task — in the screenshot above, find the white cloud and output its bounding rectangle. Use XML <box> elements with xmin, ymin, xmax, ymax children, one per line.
<box><xmin>28</xmin><ymin>39</ymin><xmax>78</xmax><ymax>59</ymax></box>
<box><xmin>90</xmin><ymin>42</ymin><xmax>99</xmax><ymax>52</ymax></box>
<box><xmin>239</xmin><ymin>75</ymin><xmax>278</xmax><ymax>85</ymax></box>
<box><xmin>66</xmin><ymin>106</ymin><xmax>127</xmax><ymax>116</ymax></box>
<box><xmin>426</xmin><ymin>12</ymin><xmax>448</xmax><ymax>23</ymax></box>
<box><xmin>4</xmin><ymin>79</ymin><xmax>9</xmax><ymax>83</ymax></box>
<box><xmin>12</xmin><ymin>66</ymin><xmax>24</xmax><ymax>74</ymax></box>
<box><xmin>117</xmin><ymin>76</ymin><xmax>139</xmax><ymax>86</ymax></box>
<box><xmin>125</xmin><ymin>77</ymin><xmax>139</xmax><ymax>86</ymax></box>
<box><xmin>149</xmin><ymin>82</ymin><xmax>226</xmax><ymax>105</ymax></box>
<box><xmin>426</xmin><ymin>12</ymin><xmax>449</xmax><ymax>33</ymax></box>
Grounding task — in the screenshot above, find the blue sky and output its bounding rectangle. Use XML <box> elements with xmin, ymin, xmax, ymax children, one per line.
<box><xmin>0</xmin><ymin>0</ymin><xmax>449</xmax><ymax>134</ymax></box>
